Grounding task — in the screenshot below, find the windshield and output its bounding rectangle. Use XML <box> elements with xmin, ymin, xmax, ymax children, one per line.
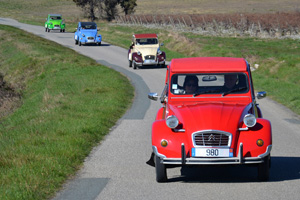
<box><xmin>136</xmin><ymin>38</ymin><xmax>158</xmax><ymax>45</ymax></box>
<box><xmin>50</xmin><ymin>16</ymin><xmax>62</xmax><ymax>20</ymax></box>
<box><xmin>170</xmin><ymin>73</ymin><xmax>249</xmax><ymax>96</ymax></box>
<box><xmin>81</xmin><ymin>23</ymin><xmax>96</xmax><ymax>29</ymax></box>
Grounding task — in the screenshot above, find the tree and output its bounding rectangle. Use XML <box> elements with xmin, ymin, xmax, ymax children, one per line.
<box><xmin>119</xmin><ymin>0</ymin><xmax>137</xmax><ymax>15</ymax></box>
<box><xmin>73</xmin><ymin>0</ymin><xmax>101</xmax><ymax>21</ymax></box>
<box><xmin>102</xmin><ymin>0</ymin><xmax>119</xmax><ymax>21</ymax></box>
<box><xmin>73</xmin><ymin>0</ymin><xmax>137</xmax><ymax>21</ymax></box>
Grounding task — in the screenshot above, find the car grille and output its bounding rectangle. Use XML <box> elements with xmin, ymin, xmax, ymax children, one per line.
<box><xmin>54</xmin><ymin>25</ymin><xmax>60</xmax><ymax>27</ymax></box>
<box><xmin>144</xmin><ymin>55</ymin><xmax>155</xmax><ymax>60</ymax></box>
<box><xmin>193</xmin><ymin>130</ymin><xmax>231</xmax><ymax>147</ymax></box>
<box><xmin>87</xmin><ymin>37</ymin><xmax>94</xmax><ymax>40</ymax></box>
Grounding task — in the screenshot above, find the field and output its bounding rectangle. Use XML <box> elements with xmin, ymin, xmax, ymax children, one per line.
<box><xmin>135</xmin><ymin>0</ymin><xmax>300</xmax><ymax>15</ymax></box>
<box><xmin>0</xmin><ymin>0</ymin><xmax>300</xmax><ymax>199</ymax></box>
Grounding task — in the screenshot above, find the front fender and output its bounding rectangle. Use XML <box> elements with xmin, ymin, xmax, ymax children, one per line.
<box><xmin>132</xmin><ymin>52</ymin><xmax>143</xmax><ymax>63</ymax></box>
<box><xmin>152</xmin><ymin>120</ymin><xmax>189</xmax><ymax>158</ymax></box>
<box><xmin>96</xmin><ymin>35</ymin><xmax>102</xmax><ymax>42</ymax></box>
<box><xmin>237</xmin><ymin>118</ymin><xmax>272</xmax><ymax>157</ymax></box>
<box><xmin>157</xmin><ymin>51</ymin><xmax>166</xmax><ymax>62</ymax></box>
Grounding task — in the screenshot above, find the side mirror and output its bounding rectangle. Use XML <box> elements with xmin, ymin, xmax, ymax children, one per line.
<box><xmin>97</xmin><ymin>28</ymin><xmax>100</xmax><ymax>31</ymax></box>
<box><xmin>160</xmin><ymin>43</ymin><xmax>164</xmax><ymax>46</ymax></box>
<box><xmin>148</xmin><ymin>93</ymin><xmax>158</xmax><ymax>101</ymax></box>
<box><xmin>257</xmin><ymin>91</ymin><xmax>267</xmax><ymax>99</ymax></box>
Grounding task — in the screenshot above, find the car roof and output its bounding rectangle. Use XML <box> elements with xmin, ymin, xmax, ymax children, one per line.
<box><xmin>80</xmin><ymin>22</ymin><xmax>96</xmax><ymax>26</ymax></box>
<box><xmin>133</xmin><ymin>34</ymin><xmax>157</xmax><ymax>39</ymax></box>
<box><xmin>170</xmin><ymin>57</ymin><xmax>248</xmax><ymax>73</ymax></box>
<box><xmin>49</xmin><ymin>14</ymin><xmax>62</xmax><ymax>16</ymax></box>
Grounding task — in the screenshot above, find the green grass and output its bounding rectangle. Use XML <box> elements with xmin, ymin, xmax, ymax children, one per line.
<box><xmin>0</xmin><ymin>25</ymin><xmax>133</xmax><ymax>200</ymax></box>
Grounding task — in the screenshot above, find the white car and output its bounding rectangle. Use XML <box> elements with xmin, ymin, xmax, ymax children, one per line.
<box><xmin>128</xmin><ymin>33</ymin><xmax>166</xmax><ymax>69</ymax></box>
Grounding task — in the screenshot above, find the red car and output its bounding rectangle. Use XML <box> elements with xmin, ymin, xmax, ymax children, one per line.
<box><xmin>148</xmin><ymin>57</ymin><xmax>272</xmax><ymax>182</ymax></box>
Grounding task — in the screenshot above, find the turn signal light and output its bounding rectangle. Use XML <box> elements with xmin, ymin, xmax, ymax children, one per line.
<box><xmin>161</xmin><ymin>139</ymin><xmax>168</xmax><ymax>147</ymax></box>
<box><xmin>257</xmin><ymin>139</ymin><xmax>264</xmax><ymax>147</ymax></box>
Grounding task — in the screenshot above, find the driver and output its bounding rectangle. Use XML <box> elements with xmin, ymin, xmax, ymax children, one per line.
<box><xmin>223</xmin><ymin>74</ymin><xmax>238</xmax><ymax>90</ymax></box>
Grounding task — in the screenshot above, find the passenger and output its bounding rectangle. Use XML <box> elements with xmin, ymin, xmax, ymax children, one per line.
<box><xmin>183</xmin><ymin>75</ymin><xmax>199</xmax><ymax>94</ymax></box>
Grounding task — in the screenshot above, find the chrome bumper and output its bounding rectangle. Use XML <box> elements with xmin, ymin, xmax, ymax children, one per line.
<box><xmin>135</xmin><ymin>60</ymin><xmax>158</xmax><ymax>66</ymax></box>
<box><xmin>153</xmin><ymin>143</ymin><xmax>272</xmax><ymax>165</ymax></box>
<box><xmin>52</xmin><ymin>26</ymin><xmax>61</xmax><ymax>30</ymax></box>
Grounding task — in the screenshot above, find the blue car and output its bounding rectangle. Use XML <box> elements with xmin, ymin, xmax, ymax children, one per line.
<box><xmin>74</xmin><ymin>22</ymin><xmax>102</xmax><ymax>46</ymax></box>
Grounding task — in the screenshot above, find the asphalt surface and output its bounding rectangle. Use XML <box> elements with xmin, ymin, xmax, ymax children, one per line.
<box><xmin>1</xmin><ymin>18</ymin><xmax>300</xmax><ymax>200</ymax></box>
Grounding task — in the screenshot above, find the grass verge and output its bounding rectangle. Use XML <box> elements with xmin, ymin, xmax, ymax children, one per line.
<box><xmin>0</xmin><ymin>25</ymin><xmax>133</xmax><ymax>200</ymax></box>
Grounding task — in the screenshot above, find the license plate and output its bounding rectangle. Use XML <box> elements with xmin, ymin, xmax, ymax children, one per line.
<box><xmin>192</xmin><ymin>148</ymin><xmax>233</xmax><ymax>157</ymax></box>
<box><xmin>144</xmin><ymin>60</ymin><xmax>156</xmax><ymax>64</ymax></box>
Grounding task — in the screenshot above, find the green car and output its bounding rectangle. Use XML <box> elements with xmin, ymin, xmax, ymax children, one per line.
<box><xmin>45</xmin><ymin>14</ymin><xmax>65</xmax><ymax>32</ymax></box>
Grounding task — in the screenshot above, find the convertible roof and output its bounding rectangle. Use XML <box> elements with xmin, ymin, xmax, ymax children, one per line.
<box><xmin>81</xmin><ymin>22</ymin><xmax>96</xmax><ymax>25</ymax></box>
<box><xmin>170</xmin><ymin>57</ymin><xmax>248</xmax><ymax>73</ymax></box>
<box><xmin>133</xmin><ymin>34</ymin><xmax>157</xmax><ymax>39</ymax></box>
<box><xmin>49</xmin><ymin>14</ymin><xmax>62</xmax><ymax>16</ymax></box>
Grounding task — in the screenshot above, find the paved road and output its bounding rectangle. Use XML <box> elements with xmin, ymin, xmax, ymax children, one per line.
<box><xmin>1</xmin><ymin>18</ymin><xmax>300</xmax><ymax>200</ymax></box>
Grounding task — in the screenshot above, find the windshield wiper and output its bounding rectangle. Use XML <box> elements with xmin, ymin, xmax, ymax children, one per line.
<box><xmin>193</xmin><ymin>90</ymin><xmax>220</xmax><ymax>97</ymax></box>
<box><xmin>222</xmin><ymin>87</ymin><xmax>247</xmax><ymax>96</ymax></box>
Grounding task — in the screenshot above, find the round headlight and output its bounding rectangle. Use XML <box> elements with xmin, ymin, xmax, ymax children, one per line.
<box><xmin>166</xmin><ymin>115</ymin><xmax>179</xmax><ymax>128</ymax></box>
<box><xmin>243</xmin><ymin>114</ymin><xmax>256</xmax><ymax>127</ymax></box>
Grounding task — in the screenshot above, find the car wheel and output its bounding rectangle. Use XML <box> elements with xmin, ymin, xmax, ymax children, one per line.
<box><xmin>63</xmin><ymin>29</ymin><xmax>65</xmax><ymax>32</ymax></box>
<box><xmin>98</xmin><ymin>42</ymin><xmax>101</xmax><ymax>46</ymax></box>
<box><xmin>60</xmin><ymin>29</ymin><xmax>62</xmax><ymax>32</ymax></box>
<box><xmin>79</xmin><ymin>41</ymin><xmax>82</xmax><ymax>46</ymax></box>
<box><xmin>258</xmin><ymin>155</ymin><xmax>270</xmax><ymax>181</ymax></box>
<box><xmin>155</xmin><ymin>155</ymin><xmax>167</xmax><ymax>182</ymax></box>
<box><xmin>45</xmin><ymin>27</ymin><xmax>47</xmax><ymax>32</ymax></box>
<box><xmin>47</xmin><ymin>28</ymin><xmax>50</xmax><ymax>32</ymax></box>
<box><xmin>75</xmin><ymin>40</ymin><xmax>78</xmax><ymax>45</ymax></box>
<box><xmin>129</xmin><ymin>60</ymin><xmax>132</xmax><ymax>67</ymax></box>
<box><xmin>133</xmin><ymin>62</ymin><xmax>138</xmax><ymax>70</ymax></box>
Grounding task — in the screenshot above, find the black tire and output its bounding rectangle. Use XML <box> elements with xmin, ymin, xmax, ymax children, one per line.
<box><xmin>47</xmin><ymin>28</ymin><xmax>50</xmax><ymax>32</ymax></box>
<box><xmin>129</xmin><ymin>60</ymin><xmax>132</xmax><ymax>67</ymax></box>
<box><xmin>155</xmin><ymin>155</ymin><xmax>167</xmax><ymax>182</ymax></box>
<box><xmin>98</xmin><ymin>42</ymin><xmax>101</xmax><ymax>46</ymax></box>
<box><xmin>45</xmin><ymin>27</ymin><xmax>47</xmax><ymax>32</ymax></box>
<box><xmin>133</xmin><ymin>62</ymin><xmax>137</xmax><ymax>70</ymax></box>
<box><xmin>75</xmin><ymin>40</ymin><xmax>78</xmax><ymax>45</ymax></box>
<box><xmin>60</xmin><ymin>29</ymin><xmax>62</xmax><ymax>32</ymax></box>
<box><xmin>79</xmin><ymin>41</ymin><xmax>82</xmax><ymax>46</ymax></box>
<box><xmin>63</xmin><ymin>29</ymin><xmax>65</xmax><ymax>32</ymax></box>
<box><xmin>258</xmin><ymin>155</ymin><xmax>270</xmax><ymax>181</ymax></box>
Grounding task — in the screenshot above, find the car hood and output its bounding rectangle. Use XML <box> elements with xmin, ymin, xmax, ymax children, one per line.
<box><xmin>80</xmin><ymin>29</ymin><xmax>98</xmax><ymax>36</ymax></box>
<box><xmin>169</xmin><ymin>102</ymin><xmax>251</xmax><ymax>133</ymax></box>
<box><xmin>135</xmin><ymin>46</ymin><xmax>158</xmax><ymax>56</ymax></box>
<box><xmin>51</xmin><ymin>20</ymin><xmax>63</xmax><ymax>25</ymax></box>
